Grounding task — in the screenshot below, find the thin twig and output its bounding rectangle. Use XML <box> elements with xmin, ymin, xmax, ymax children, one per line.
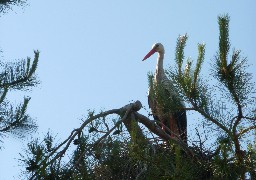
<box><xmin>29</xmin><ymin>108</ymin><xmax>120</xmax><ymax>180</ymax></box>
<box><xmin>242</xmin><ymin>116</ymin><xmax>256</xmax><ymax>121</ymax></box>
<box><xmin>238</xmin><ymin>125</ymin><xmax>256</xmax><ymax>137</ymax></box>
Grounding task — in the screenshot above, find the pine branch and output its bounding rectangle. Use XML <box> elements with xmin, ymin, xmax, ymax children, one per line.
<box><xmin>194</xmin><ymin>43</ymin><xmax>205</xmax><ymax>86</ymax></box>
<box><xmin>184</xmin><ymin>59</ymin><xmax>192</xmax><ymax>78</ymax></box>
<box><xmin>189</xmin><ymin>100</ymin><xmax>231</xmax><ymax>137</ymax></box>
<box><xmin>0</xmin><ymin>50</ymin><xmax>39</xmax><ymax>90</ymax></box>
<box><xmin>0</xmin><ymin>97</ymin><xmax>37</xmax><ymax>136</ymax></box>
<box><xmin>0</xmin><ymin>51</ymin><xmax>39</xmax><ymax>142</ymax></box>
<box><xmin>175</xmin><ymin>34</ymin><xmax>188</xmax><ymax>75</ymax></box>
<box><xmin>218</xmin><ymin>14</ymin><xmax>230</xmax><ymax>69</ymax></box>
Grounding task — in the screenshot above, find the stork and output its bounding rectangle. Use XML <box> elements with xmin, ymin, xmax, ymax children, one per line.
<box><xmin>142</xmin><ymin>43</ymin><xmax>187</xmax><ymax>143</ymax></box>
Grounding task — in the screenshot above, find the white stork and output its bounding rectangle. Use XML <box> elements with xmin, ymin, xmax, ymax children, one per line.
<box><xmin>142</xmin><ymin>43</ymin><xmax>187</xmax><ymax>143</ymax></box>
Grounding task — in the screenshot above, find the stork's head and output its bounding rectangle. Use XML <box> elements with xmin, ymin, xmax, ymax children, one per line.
<box><xmin>142</xmin><ymin>43</ymin><xmax>165</xmax><ymax>61</ymax></box>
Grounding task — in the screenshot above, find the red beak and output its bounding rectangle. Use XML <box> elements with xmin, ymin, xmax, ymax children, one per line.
<box><xmin>142</xmin><ymin>48</ymin><xmax>156</xmax><ymax>61</ymax></box>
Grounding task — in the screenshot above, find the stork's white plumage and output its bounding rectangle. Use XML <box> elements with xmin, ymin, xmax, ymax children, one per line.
<box><xmin>143</xmin><ymin>43</ymin><xmax>187</xmax><ymax>143</ymax></box>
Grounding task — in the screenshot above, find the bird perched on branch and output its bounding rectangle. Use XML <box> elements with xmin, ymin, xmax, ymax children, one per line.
<box><xmin>142</xmin><ymin>43</ymin><xmax>187</xmax><ymax>143</ymax></box>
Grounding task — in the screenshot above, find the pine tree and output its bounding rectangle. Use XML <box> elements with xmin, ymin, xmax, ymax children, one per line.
<box><xmin>0</xmin><ymin>50</ymin><xmax>39</xmax><ymax>148</ymax></box>
<box><xmin>167</xmin><ymin>14</ymin><xmax>256</xmax><ymax>179</ymax></box>
<box><xmin>20</xmin><ymin>15</ymin><xmax>256</xmax><ymax>179</ymax></box>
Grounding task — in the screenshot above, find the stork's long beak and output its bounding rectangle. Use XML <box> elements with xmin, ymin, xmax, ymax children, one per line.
<box><xmin>142</xmin><ymin>48</ymin><xmax>157</xmax><ymax>61</ymax></box>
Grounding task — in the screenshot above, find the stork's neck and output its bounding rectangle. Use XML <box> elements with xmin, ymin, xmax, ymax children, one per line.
<box><xmin>155</xmin><ymin>52</ymin><xmax>164</xmax><ymax>77</ymax></box>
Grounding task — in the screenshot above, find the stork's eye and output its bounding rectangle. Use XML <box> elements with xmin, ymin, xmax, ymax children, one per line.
<box><xmin>155</xmin><ymin>44</ymin><xmax>159</xmax><ymax>47</ymax></box>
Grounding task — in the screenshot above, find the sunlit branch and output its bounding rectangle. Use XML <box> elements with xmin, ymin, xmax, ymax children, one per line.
<box><xmin>74</xmin><ymin>103</ymin><xmax>134</xmax><ymax>167</ymax></box>
<box><xmin>29</xmin><ymin>101</ymin><xmax>141</xmax><ymax>180</ymax></box>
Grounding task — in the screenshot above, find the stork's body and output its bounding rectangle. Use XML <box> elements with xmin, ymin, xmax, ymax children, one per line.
<box><xmin>143</xmin><ymin>43</ymin><xmax>187</xmax><ymax>143</ymax></box>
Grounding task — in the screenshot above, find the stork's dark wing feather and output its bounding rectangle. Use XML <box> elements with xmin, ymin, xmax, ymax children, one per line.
<box><xmin>174</xmin><ymin>110</ymin><xmax>187</xmax><ymax>142</ymax></box>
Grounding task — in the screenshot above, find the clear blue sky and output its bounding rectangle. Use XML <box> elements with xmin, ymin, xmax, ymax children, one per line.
<box><xmin>0</xmin><ymin>1</ymin><xmax>255</xmax><ymax>179</ymax></box>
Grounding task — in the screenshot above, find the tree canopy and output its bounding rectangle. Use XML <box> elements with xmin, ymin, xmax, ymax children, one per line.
<box><xmin>20</xmin><ymin>15</ymin><xmax>256</xmax><ymax>180</ymax></box>
<box><xmin>0</xmin><ymin>0</ymin><xmax>38</xmax><ymax>147</ymax></box>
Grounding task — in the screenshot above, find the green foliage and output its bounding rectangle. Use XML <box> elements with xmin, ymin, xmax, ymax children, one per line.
<box><xmin>0</xmin><ymin>50</ymin><xmax>39</xmax><ymax>90</ymax></box>
<box><xmin>168</xmin><ymin>38</ymin><xmax>209</xmax><ymax>114</ymax></box>
<box><xmin>218</xmin><ymin>14</ymin><xmax>230</xmax><ymax>69</ymax></box>
<box><xmin>194</xmin><ymin>43</ymin><xmax>205</xmax><ymax>84</ymax></box>
<box><xmin>20</xmin><ymin>15</ymin><xmax>256</xmax><ymax>179</ymax></box>
<box><xmin>215</xmin><ymin>18</ymin><xmax>248</xmax><ymax>121</ymax></box>
<box><xmin>21</xmin><ymin>130</ymin><xmax>212</xmax><ymax>180</ymax></box>
<box><xmin>214</xmin><ymin>15</ymin><xmax>253</xmax><ymax>105</ymax></box>
<box><xmin>175</xmin><ymin>34</ymin><xmax>188</xmax><ymax>75</ymax></box>
<box><xmin>247</xmin><ymin>141</ymin><xmax>256</xmax><ymax>179</ymax></box>
<box><xmin>0</xmin><ymin>50</ymin><xmax>39</xmax><ymax>147</ymax></box>
<box><xmin>148</xmin><ymin>72</ymin><xmax>183</xmax><ymax>115</ymax></box>
<box><xmin>20</xmin><ymin>132</ymin><xmax>93</xmax><ymax>179</ymax></box>
<box><xmin>167</xmin><ymin>14</ymin><xmax>256</xmax><ymax>179</ymax></box>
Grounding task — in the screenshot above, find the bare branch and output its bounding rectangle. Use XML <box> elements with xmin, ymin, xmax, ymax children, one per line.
<box><xmin>238</xmin><ymin>126</ymin><xmax>256</xmax><ymax>137</ymax></box>
<box><xmin>29</xmin><ymin>101</ymin><xmax>142</xmax><ymax>180</ymax></box>
<box><xmin>242</xmin><ymin>116</ymin><xmax>256</xmax><ymax>121</ymax></box>
<box><xmin>74</xmin><ymin>105</ymin><xmax>133</xmax><ymax>167</ymax></box>
<box><xmin>134</xmin><ymin>112</ymin><xmax>194</xmax><ymax>155</ymax></box>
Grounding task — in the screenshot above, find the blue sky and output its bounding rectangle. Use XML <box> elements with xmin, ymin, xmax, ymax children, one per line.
<box><xmin>0</xmin><ymin>1</ymin><xmax>255</xmax><ymax>179</ymax></box>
